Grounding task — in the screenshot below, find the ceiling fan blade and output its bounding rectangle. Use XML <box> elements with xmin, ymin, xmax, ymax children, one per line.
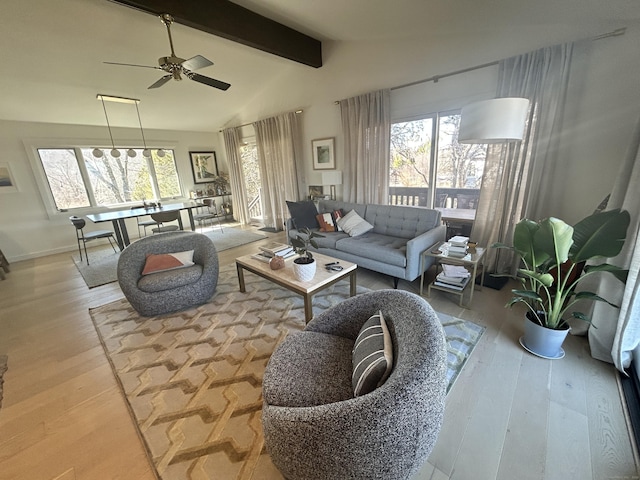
<box><xmin>181</xmin><ymin>55</ymin><xmax>213</xmax><ymax>71</ymax></box>
<box><xmin>148</xmin><ymin>75</ymin><xmax>172</xmax><ymax>89</ymax></box>
<box><xmin>104</xmin><ymin>61</ymin><xmax>161</xmax><ymax>70</ymax></box>
<box><xmin>189</xmin><ymin>73</ymin><xmax>231</xmax><ymax>91</ymax></box>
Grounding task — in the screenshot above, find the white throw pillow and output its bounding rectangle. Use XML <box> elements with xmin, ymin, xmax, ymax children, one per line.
<box><xmin>337</xmin><ymin>210</ymin><xmax>373</xmax><ymax>237</ymax></box>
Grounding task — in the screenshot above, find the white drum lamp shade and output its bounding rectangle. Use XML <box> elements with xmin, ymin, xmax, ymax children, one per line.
<box><xmin>458</xmin><ymin>97</ymin><xmax>530</xmax><ymax>144</ymax></box>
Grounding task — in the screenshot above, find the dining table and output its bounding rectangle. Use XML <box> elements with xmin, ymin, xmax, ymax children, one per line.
<box><xmin>86</xmin><ymin>201</ymin><xmax>202</xmax><ymax>250</ymax></box>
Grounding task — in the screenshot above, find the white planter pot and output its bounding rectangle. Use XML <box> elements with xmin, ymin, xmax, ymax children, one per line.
<box><xmin>520</xmin><ymin>312</ymin><xmax>570</xmax><ymax>359</ymax></box>
<box><xmin>293</xmin><ymin>258</ymin><xmax>316</xmax><ymax>282</ymax></box>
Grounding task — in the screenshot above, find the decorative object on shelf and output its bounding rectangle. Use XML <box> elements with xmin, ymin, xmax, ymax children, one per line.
<box><xmin>0</xmin><ymin>163</ymin><xmax>18</xmax><ymax>193</ymax></box>
<box><xmin>322</xmin><ymin>170</ymin><xmax>342</xmax><ymax>200</ymax></box>
<box><xmin>312</xmin><ymin>137</ymin><xmax>336</xmax><ymax>170</ymax></box>
<box><xmin>291</xmin><ymin>227</ymin><xmax>324</xmax><ymax>281</ymax></box>
<box><xmin>458</xmin><ymin>97</ymin><xmax>530</xmax><ymax>144</ymax></box>
<box><xmin>190</xmin><ymin>151</ymin><xmax>219</xmax><ymax>184</ymax></box>
<box><xmin>492</xmin><ymin>209</ymin><xmax>630</xmax><ymax>359</ymax></box>
<box><xmin>269</xmin><ymin>255</ymin><xmax>285</xmax><ymax>270</ymax></box>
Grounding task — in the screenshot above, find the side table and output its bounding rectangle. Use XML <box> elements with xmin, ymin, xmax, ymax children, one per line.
<box><xmin>420</xmin><ymin>242</ymin><xmax>486</xmax><ymax>307</ymax></box>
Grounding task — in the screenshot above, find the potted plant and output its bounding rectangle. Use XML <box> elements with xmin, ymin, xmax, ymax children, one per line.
<box><xmin>290</xmin><ymin>227</ymin><xmax>324</xmax><ymax>281</ymax></box>
<box><xmin>493</xmin><ymin>208</ymin><xmax>630</xmax><ymax>359</ymax></box>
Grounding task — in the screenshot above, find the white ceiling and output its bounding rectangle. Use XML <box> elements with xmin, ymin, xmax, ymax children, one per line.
<box><xmin>2</xmin><ymin>0</ymin><xmax>639</xmax><ymax>133</ymax></box>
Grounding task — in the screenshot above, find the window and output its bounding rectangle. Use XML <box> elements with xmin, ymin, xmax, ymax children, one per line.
<box><xmin>240</xmin><ymin>141</ymin><xmax>263</xmax><ymax>220</ymax></box>
<box><xmin>37</xmin><ymin>147</ymin><xmax>181</xmax><ymax>210</ymax></box>
<box><xmin>389</xmin><ymin>111</ymin><xmax>487</xmax><ymax>210</ymax></box>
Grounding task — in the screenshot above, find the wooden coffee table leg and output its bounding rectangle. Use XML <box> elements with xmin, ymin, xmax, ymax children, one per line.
<box><xmin>304</xmin><ymin>294</ymin><xmax>313</xmax><ymax>323</ymax></box>
<box><xmin>236</xmin><ymin>263</ymin><xmax>246</xmax><ymax>292</ymax></box>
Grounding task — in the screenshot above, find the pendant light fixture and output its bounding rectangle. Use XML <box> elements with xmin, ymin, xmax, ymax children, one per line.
<box><xmin>93</xmin><ymin>94</ymin><xmax>159</xmax><ymax>159</ymax></box>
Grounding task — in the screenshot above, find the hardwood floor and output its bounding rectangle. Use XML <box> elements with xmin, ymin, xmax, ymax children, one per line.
<box><xmin>0</xmin><ymin>227</ymin><xmax>637</xmax><ymax>480</ymax></box>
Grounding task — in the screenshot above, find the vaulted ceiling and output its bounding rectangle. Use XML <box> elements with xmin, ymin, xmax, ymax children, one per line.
<box><xmin>2</xmin><ymin>0</ymin><xmax>639</xmax><ymax>133</ymax></box>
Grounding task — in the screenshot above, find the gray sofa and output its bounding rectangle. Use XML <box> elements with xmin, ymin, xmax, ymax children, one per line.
<box><xmin>287</xmin><ymin>199</ymin><xmax>446</xmax><ymax>286</ymax></box>
<box><xmin>117</xmin><ymin>231</ymin><xmax>219</xmax><ymax>316</ymax></box>
<box><xmin>262</xmin><ymin>290</ymin><xmax>447</xmax><ymax>480</ymax></box>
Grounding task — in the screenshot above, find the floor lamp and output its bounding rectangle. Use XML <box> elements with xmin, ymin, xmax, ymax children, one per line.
<box><xmin>457</xmin><ymin>97</ymin><xmax>530</xmax><ymax>287</ymax></box>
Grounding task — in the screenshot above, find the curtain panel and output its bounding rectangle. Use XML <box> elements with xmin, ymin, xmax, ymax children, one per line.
<box><xmin>222</xmin><ymin>127</ymin><xmax>251</xmax><ymax>225</ymax></box>
<box><xmin>472</xmin><ymin>42</ymin><xmax>575</xmax><ymax>274</ymax></box>
<box><xmin>339</xmin><ymin>89</ymin><xmax>391</xmax><ymax>204</ymax></box>
<box><xmin>589</xmin><ymin>114</ymin><xmax>640</xmax><ymax>369</ymax></box>
<box><xmin>253</xmin><ymin>112</ymin><xmax>302</xmax><ymax>231</ymax></box>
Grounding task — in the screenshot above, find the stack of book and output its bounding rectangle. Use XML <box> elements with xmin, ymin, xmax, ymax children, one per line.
<box><xmin>251</xmin><ymin>242</ymin><xmax>296</xmax><ymax>263</ymax></box>
<box><xmin>447</xmin><ymin>235</ymin><xmax>469</xmax><ymax>258</ymax></box>
<box><xmin>434</xmin><ymin>264</ymin><xmax>471</xmax><ymax>291</ymax></box>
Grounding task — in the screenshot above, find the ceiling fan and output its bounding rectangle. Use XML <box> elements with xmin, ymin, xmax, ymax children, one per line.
<box><xmin>105</xmin><ymin>13</ymin><xmax>231</xmax><ymax>91</ymax></box>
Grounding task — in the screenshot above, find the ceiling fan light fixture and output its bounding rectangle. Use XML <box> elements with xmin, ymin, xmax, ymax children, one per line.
<box><xmin>92</xmin><ymin>148</ymin><xmax>104</xmax><ymax>158</ymax></box>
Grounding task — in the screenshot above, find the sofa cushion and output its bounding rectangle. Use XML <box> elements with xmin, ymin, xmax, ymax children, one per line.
<box><xmin>352</xmin><ymin>311</ymin><xmax>393</xmax><ymax>396</ymax></box>
<box><xmin>263</xmin><ymin>331</ymin><xmax>354</xmax><ymax>407</ymax></box>
<box><xmin>336</xmin><ymin>234</ymin><xmax>408</xmax><ymax>267</ymax></box>
<box><xmin>137</xmin><ymin>264</ymin><xmax>203</xmax><ymax>293</ymax></box>
<box><xmin>365</xmin><ymin>204</ymin><xmax>441</xmax><ymax>239</ymax></box>
<box><xmin>286</xmin><ymin>200</ymin><xmax>319</xmax><ymax>230</ymax></box>
<box><xmin>141</xmin><ymin>250</ymin><xmax>194</xmax><ymax>275</ymax></box>
<box><xmin>337</xmin><ymin>210</ymin><xmax>374</xmax><ymax>237</ymax></box>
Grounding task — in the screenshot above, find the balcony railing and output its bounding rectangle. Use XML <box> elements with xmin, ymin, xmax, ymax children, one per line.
<box><xmin>388</xmin><ymin>186</ymin><xmax>480</xmax><ymax>209</ymax></box>
<box><xmin>248</xmin><ymin>193</ymin><xmax>263</xmax><ymax>220</ymax></box>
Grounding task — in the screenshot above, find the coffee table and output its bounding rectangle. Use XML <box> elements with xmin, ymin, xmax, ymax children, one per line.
<box><xmin>235</xmin><ymin>252</ymin><xmax>357</xmax><ymax>323</ymax></box>
<box><xmin>420</xmin><ymin>241</ymin><xmax>485</xmax><ymax>307</ymax></box>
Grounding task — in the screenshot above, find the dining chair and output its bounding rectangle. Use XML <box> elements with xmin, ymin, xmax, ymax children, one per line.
<box><xmin>131</xmin><ymin>207</ymin><xmax>157</xmax><ymax>237</ymax></box>
<box><xmin>69</xmin><ymin>216</ymin><xmax>119</xmax><ymax>265</ymax></box>
<box><xmin>193</xmin><ymin>198</ymin><xmax>224</xmax><ymax>233</ymax></box>
<box><xmin>150</xmin><ymin>211</ymin><xmax>181</xmax><ymax>233</ymax></box>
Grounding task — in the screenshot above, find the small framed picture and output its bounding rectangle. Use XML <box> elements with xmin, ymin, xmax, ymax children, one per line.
<box><xmin>190</xmin><ymin>151</ymin><xmax>219</xmax><ymax>184</ymax></box>
<box><xmin>312</xmin><ymin>138</ymin><xmax>335</xmax><ymax>170</ymax></box>
<box><xmin>0</xmin><ymin>163</ymin><xmax>18</xmax><ymax>193</ymax></box>
<box><xmin>308</xmin><ymin>185</ymin><xmax>324</xmax><ymax>198</ymax></box>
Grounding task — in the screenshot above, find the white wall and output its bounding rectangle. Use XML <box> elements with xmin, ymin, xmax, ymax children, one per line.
<box><xmin>0</xmin><ymin>120</ymin><xmax>225</xmax><ymax>261</ymax></box>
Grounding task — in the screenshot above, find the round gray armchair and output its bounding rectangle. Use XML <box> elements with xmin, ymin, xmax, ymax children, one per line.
<box><xmin>117</xmin><ymin>231</ymin><xmax>219</xmax><ymax>316</ymax></box>
<box><xmin>262</xmin><ymin>290</ymin><xmax>447</xmax><ymax>480</ymax></box>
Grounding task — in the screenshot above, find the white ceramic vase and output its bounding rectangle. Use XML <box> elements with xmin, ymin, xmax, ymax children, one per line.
<box><xmin>293</xmin><ymin>258</ymin><xmax>316</xmax><ymax>282</ymax></box>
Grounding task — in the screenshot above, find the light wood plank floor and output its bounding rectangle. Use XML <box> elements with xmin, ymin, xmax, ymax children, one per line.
<box><xmin>0</xmin><ymin>227</ymin><xmax>638</xmax><ymax>480</ymax></box>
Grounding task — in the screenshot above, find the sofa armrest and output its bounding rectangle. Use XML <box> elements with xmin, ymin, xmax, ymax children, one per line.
<box><xmin>404</xmin><ymin>224</ymin><xmax>446</xmax><ymax>280</ymax></box>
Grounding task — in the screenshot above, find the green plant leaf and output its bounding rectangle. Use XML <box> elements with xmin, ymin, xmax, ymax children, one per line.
<box><xmin>518</xmin><ymin>269</ymin><xmax>555</xmax><ymax>287</ymax></box>
<box><xmin>583</xmin><ymin>263</ymin><xmax>629</xmax><ymax>283</ymax></box>
<box><xmin>571</xmin><ymin>311</ymin><xmax>593</xmax><ymax>325</ymax></box>
<box><xmin>535</xmin><ymin>217</ymin><xmax>573</xmax><ymax>267</ymax></box>
<box><xmin>511</xmin><ymin>289</ymin><xmax>542</xmax><ymax>301</ymax></box>
<box><xmin>574</xmin><ymin>291</ymin><xmax>620</xmax><ymax>308</ymax></box>
<box><xmin>513</xmin><ymin>220</ymin><xmax>543</xmax><ymax>266</ymax></box>
<box><xmin>570</xmin><ymin>209</ymin><xmax>630</xmax><ymax>263</ymax></box>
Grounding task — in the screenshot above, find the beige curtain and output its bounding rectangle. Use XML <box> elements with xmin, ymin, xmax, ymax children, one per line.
<box><xmin>222</xmin><ymin>127</ymin><xmax>251</xmax><ymax>225</ymax></box>
<box><xmin>472</xmin><ymin>42</ymin><xmax>575</xmax><ymax>274</ymax></box>
<box><xmin>589</xmin><ymin>113</ymin><xmax>640</xmax><ymax>369</ymax></box>
<box><xmin>340</xmin><ymin>89</ymin><xmax>391</xmax><ymax>204</ymax></box>
<box><xmin>253</xmin><ymin>112</ymin><xmax>302</xmax><ymax>231</ymax></box>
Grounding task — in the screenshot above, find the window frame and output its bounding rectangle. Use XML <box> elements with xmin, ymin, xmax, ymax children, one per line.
<box><xmin>23</xmin><ymin>138</ymin><xmax>181</xmax><ymax>219</ymax></box>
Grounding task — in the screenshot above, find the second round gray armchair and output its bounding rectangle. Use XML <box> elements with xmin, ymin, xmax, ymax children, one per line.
<box><xmin>262</xmin><ymin>289</ymin><xmax>447</xmax><ymax>480</ymax></box>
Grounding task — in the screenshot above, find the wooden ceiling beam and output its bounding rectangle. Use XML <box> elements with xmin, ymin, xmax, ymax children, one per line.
<box><xmin>108</xmin><ymin>0</ymin><xmax>322</xmax><ymax>68</ymax></box>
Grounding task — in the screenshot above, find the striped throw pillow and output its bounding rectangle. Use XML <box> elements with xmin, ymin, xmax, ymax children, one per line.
<box><xmin>352</xmin><ymin>311</ymin><xmax>393</xmax><ymax>396</ymax></box>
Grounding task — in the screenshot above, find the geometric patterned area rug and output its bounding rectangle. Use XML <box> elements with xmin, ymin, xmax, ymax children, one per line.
<box><xmin>89</xmin><ymin>264</ymin><xmax>484</xmax><ymax>480</ymax></box>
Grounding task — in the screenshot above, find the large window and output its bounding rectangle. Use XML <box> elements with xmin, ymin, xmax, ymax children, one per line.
<box><xmin>389</xmin><ymin>111</ymin><xmax>487</xmax><ymax>210</ymax></box>
<box><xmin>37</xmin><ymin>148</ymin><xmax>181</xmax><ymax>210</ymax></box>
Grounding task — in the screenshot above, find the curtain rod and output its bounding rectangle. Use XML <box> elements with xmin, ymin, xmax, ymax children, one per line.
<box><xmin>219</xmin><ymin>109</ymin><xmax>303</xmax><ymax>132</ymax></box>
<box><xmin>334</xmin><ymin>26</ymin><xmax>626</xmax><ymax>102</ymax></box>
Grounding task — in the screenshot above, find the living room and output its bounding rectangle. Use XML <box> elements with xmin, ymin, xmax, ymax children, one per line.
<box><xmin>1</xmin><ymin>1</ymin><xmax>640</xmax><ymax>479</ymax></box>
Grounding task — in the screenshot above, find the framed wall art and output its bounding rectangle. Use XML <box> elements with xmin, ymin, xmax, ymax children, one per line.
<box><xmin>0</xmin><ymin>163</ymin><xmax>18</xmax><ymax>193</ymax></box>
<box><xmin>312</xmin><ymin>137</ymin><xmax>335</xmax><ymax>170</ymax></box>
<box><xmin>190</xmin><ymin>151</ymin><xmax>219</xmax><ymax>184</ymax></box>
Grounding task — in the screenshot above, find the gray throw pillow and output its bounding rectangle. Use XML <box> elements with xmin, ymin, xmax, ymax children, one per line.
<box><xmin>286</xmin><ymin>200</ymin><xmax>319</xmax><ymax>230</ymax></box>
<box><xmin>352</xmin><ymin>311</ymin><xmax>393</xmax><ymax>396</ymax></box>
